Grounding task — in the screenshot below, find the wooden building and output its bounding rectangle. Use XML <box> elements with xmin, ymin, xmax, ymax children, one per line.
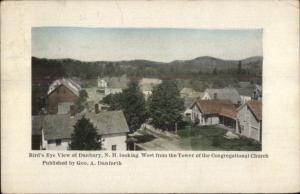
<box><xmin>46</xmin><ymin>78</ymin><xmax>81</xmax><ymax>114</ymax></box>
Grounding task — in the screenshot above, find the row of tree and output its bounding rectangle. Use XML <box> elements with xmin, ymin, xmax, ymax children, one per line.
<box><xmin>102</xmin><ymin>80</ymin><xmax>184</xmax><ymax>132</ymax></box>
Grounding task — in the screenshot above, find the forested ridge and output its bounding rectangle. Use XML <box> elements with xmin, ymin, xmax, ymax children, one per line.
<box><xmin>32</xmin><ymin>56</ymin><xmax>262</xmax><ymax>80</ymax></box>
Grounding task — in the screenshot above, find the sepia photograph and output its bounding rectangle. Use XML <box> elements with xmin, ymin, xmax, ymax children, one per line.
<box><xmin>32</xmin><ymin>27</ymin><xmax>263</xmax><ymax>151</ymax></box>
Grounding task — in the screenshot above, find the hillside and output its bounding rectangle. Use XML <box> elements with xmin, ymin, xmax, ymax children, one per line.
<box><xmin>32</xmin><ymin>56</ymin><xmax>262</xmax><ymax>80</ymax></box>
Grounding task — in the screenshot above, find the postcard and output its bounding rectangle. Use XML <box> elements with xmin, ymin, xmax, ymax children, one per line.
<box><xmin>1</xmin><ymin>0</ymin><xmax>299</xmax><ymax>193</ymax></box>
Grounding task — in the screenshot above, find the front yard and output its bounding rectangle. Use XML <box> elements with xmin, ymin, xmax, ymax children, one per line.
<box><xmin>177</xmin><ymin>125</ymin><xmax>261</xmax><ymax>151</ymax></box>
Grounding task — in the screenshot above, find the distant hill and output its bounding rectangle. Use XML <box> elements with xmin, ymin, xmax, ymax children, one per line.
<box><xmin>167</xmin><ymin>56</ymin><xmax>262</xmax><ymax>73</ymax></box>
<box><xmin>32</xmin><ymin>56</ymin><xmax>262</xmax><ymax>80</ymax></box>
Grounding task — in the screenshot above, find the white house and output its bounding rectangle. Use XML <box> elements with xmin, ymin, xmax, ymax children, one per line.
<box><xmin>190</xmin><ymin>100</ymin><xmax>236</xmax><ymax>127</ymax></box>
<box><xmin>103</xmin><ymin>75</ymin><xmax>130</xmax><ymax>95</ymax></box>
<box><xmin>236</xmin><ymin>100</ymin><xmax>262</xmax><ymax>142</ymax></box>
<box><xmin>183</xmin><ymin>97</ymin><xmax>196</xmax><ymax>117</ymax></box>
<box><xmin>33</xmin><ymin>110</ymin><xmax>130</xmax><ymax>150</ymax></box>
<box><xmin>182</xmin><ymin>91</ymin><xmax>204</xmax><ymax>117</ymax></box>
<box><xmin>97</xmin><ymin>76</ymin><xmax>108</xmax><ymax>88</ymax></box>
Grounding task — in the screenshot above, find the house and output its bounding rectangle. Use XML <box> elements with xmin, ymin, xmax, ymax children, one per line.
<box><xmin>57</xmin><ymin>102</ymin><xmax>74</xmax><ymax>114</ymax></box>
<box><xmin>236</xmin><ymin>100</ymin><xmax>262</xmax><ymax>142</ymax></box>
<box><xmin>96</xmin><ymin>75</ymin><xmax>130</xmax><ymax>96</ymax></box>
<box><xmin>202</xmin><ymin>87</ymin><xmax>242</xmax><ymax>105</ymax></box>
<box><xmin>97</xmin><ymin>76</ymin><xmax>108</xmax><ymax>88</ymax></box>
<box><xmin>183</xmin><ymin>91</ymin><xmax>205</xmax><ymax>117</ymax></box>
<box><xmin>191</xmin><ymin>100</ymin><xmax>236</xmax><ymax>128</ymax></box>
<box><xmin>139</xmin><ymin>78</ymin><xmax>162</xmax><ymax>99</ymax></box>
<box><xmin>103</xmin><ymin>75</ymin><xmax>130</xmax><ymax>95</ymax></box>
<box><xmin>84</xmin><ymin>87</ymin><xmax>107</xmax><ymax>111</ymax></box>
<box><xmin>180</xmin><ymin>87</ymin><xmax>196</xmax><ymax>98</ymax></box>
<box><xmin>46</xmin><ymin>78</ymin><xmax>81</xmax><ymax>114</ymax></box>
<box><xmin>235</xmin><ymin>82</ymin><xmax>262</xmax><ymax>103</ymax></box>
<box><xmin>32</xmin><ymin>115</ymin><xmax>43</xmax><ymax>150</ymax></box>
<box><xmin>254</xmin><ymin>84</ymin><xmax>262</xmax><ymax>100</ymax></box>
<box><xmin>183</xmin><ymin>97</ymin><xmax>198</xmax><ymax>117</ymax></box>
<box><xmin>32</xmin><ymin>110</ymin><xmax>130</xmax><ymax>150</ymax></box>
<box><xmin>236</xmin><ymin>87</ymin><xmax>254</xmax><ymax>104</ymax></box>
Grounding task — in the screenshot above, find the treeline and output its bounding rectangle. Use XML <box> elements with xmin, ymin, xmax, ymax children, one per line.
<box><xmin>32</xmin><ymin>56</ymin><xmax>262</xmax><ymax>81</ymax></box>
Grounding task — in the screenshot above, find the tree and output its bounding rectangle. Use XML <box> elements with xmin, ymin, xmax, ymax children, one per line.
<box><xmin>212</xmin><ymin>68</ymin><xmax>218</xmax><ymax>75</ymax></box>
<box><xmin>148</xmin><ymin>80</ymin><xmax>184</xmax><ymax>131</ymax></box>
<box><xmin>121</xmin><ymin>81</ymin><xmax>147</xmax><ymax>132</ymax></box>
<box><xmin>70</xmin><ymin>116</ymin><xmax>101</xmax><ymax>150</ymax></box>
<box><xmin>102</xmin><ymin>93</ymin><xmax>123</xmax><ymax>110</ymax></box>
<box><xmin>101</xmin><ymin>81</ymin><xmax>147</xmax><ymax>132</ymax></box>
<box><xmin>74</xmin><ymin>89</ymin><xmax>88</xmax><ymax>112</ymax></box>
<box><xmin>238</xmin><ymin>60</ymin><xmax>242</xmax><ymax>74</ymax></box>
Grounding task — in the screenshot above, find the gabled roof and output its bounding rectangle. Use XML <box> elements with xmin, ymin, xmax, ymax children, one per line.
<box><xmin>247</xmin><ymin>100</ymin><xmax>262</xmax><ymax>121</ymax></box>
<box><xmin>193</xmin><ymin>100</ymin><xmax>236</xmax><ymax>119</ymax></box>
<box><xmin>236</xmin><ymin>86</ymin><xmax>255</xmax><ymax>97</ymax></box>
<box><xmin>236</xmin><ymin>100</ymin><xmax>262</xmax><ymax>121</ymax></box>
<box><xmin>35</xmin><ymin>111</ymin><xmax>129</xmax><ymax>140</ymax></box>
<box><xmin>47</xmin><ymin>78</ymin><xmax>81</xmax><ymax>96</ymax></box>
<box><xmin>204</xmin><ymin>87</ymin><xmax>242</xmax><ymax>104</ymax></box>
<box><xmin>239</xmin><ymin>81</ymin><xmax>252</xmax><ymax>88</ymax></box>
<box><xmin>184</xmin><ymin>97</ymin><xmax>198</xmax><ymax>109</ymax></box>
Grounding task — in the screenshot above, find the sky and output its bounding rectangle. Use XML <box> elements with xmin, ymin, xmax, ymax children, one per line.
<box><xmin>32</xmin><ymin>27</ymin><xmax>263</xmax><ymax>62</ymax></box>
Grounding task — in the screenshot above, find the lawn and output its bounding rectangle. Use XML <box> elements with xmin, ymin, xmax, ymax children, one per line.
<box><xmin>177</xmin><ymin>125</ymin><xmax>261</xmax><ymax>151</ymax></box>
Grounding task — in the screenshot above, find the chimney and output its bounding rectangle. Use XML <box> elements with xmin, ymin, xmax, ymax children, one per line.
<box><xmin>213</xmin><ymin>93</ymin><xmax>218</xmax><ymax>100</ymax></box>
<box><xmin>95</xmin><ymin>103</ymin><xmax>100</xmax><ymax>114</ymax></box>
<box><xmin>70</xmin><ymin>105</ymin><xmax>76</xmax><ymax>117</ymax></box>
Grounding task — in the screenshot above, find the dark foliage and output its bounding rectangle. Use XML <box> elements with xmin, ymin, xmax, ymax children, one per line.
<box><xmin>102</xmin><ymin>81</ymin><xmax>147</xmax><ymax>132</ymax></box>
<box><xmin>148</xmin><ymin>80</ymin><xmax>184</xmax><ymax>131</ymax></box>
<box><xmin>70</xmin><ymin>116</ymin><xmax>102</xmax><ymax>150</ymax></box>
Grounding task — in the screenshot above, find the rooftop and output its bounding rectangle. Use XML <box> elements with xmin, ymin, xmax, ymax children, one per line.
<box><xmin>204</xmin><ymin>87</ymin><xmax>242</xmax><ymax>104</ymax></box>
<box><xmin>32</xmin><ymin>111</ymin><xmax>130</xmax><ymax>140</ymax></box>
<box><xmin>194</xmin><ymin>100</ymin><xmax>236</xmax><ymax>119</ymax></box>
<box><xmin>247</xmin><ymin>100</ymin><xmax>262</xmax><ymax>121</ymax></box>
<box><xmin>47</xmin><ymin>78</ymin><xmax>81</xmax><ymax>96</ymax></box>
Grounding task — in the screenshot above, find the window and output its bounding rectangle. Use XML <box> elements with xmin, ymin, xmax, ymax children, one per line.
<box><xmin>56</xmin><ymin>139</ymin><xmax>62</xmax><ymax>146</ymax></box>
<box><xmin>112</xmin><ymin>145</ymin><xmax>117</xmax><ymax>150</ymax></box>
<box><xmin>63</xmin><ymin>88</ymin><xmax>66</xmax><ymax>93</ymax></box>
<box><xmin>48</xmin><ymin>140</ymin><xmax>55</xmax><ymax>144</ymax></box>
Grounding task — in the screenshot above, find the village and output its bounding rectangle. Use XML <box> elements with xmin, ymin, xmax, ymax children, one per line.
<box><xmin>32</xmin><ymin>74</ymin><xmax>262</xmax><ymax>151</ymax></box>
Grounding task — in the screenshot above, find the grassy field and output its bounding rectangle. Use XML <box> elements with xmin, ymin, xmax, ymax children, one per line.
<box><xmin>177</xmin><ymin>125</ymin><xmax>261</xmax><ymax>151</ymax></box>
